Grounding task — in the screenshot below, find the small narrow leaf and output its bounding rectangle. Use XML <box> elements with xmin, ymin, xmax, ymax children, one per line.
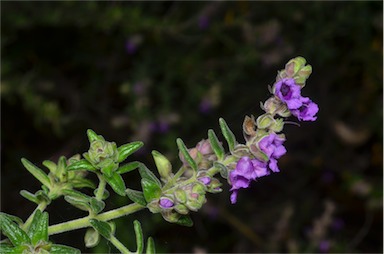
<box><xmin>219</xmin><ymin>118</ymin><xmax>237</xmax><ymax>152</ymax></box>
<box><xmin>134</xmin><ymin>220</ymin><xmax>144</xmax><ymax>254</ymax></box>
<box><xmin>152</xmin><ymin>151</ymin><xmax>172</xmax><ymax>181</ymax></box>
<box><xmin>126</xmin><ymin>189</ymin><xmax>147</xmax><ymax>206</ymax></box>
<box><xmin>104</xmin><ymin>172</ymin><xmax>126</xmax><ymax>196</ymax></box>
<box><xmin>71</xmin><ymin>178</ymin><xmax>97</xmax><ymax>189</ymax></box>
<box><xmin>176</xmin><ymin>138</ymin><xmax>197</xmax><ymax>171</ymax></box>
<box><xmin>90</xmin><ymin>198</ymin><xmax>105</xmax><ymax>214</ymax></box>
<box><xmin>146</xmin><ymin>237</ymin><xmax>156</xmax><ymax>254</ymax></box>
<box><xmin>0</xmin><ymin>245</ymin><xmax>28</xmax><ymax>254</ymax></box>
<box><xmin>63</xmin><ymin>190</ymin><xmax>91</xmax><ymax>211</ymax></box>
<box><xmin>208</xmin><ymin>129</ymin><xmax>225</xmax><ymax>161</ymax></box>
<box><xmin>27</xmin><ymin>210</ymin><xmax>48</xmax><ymax>245</ymax></box>
<box><xmin>20</xmin><ymin>190</ymin><xmax>39</xmax><ymax>205</ymax></box>
<box><xmin>0</xmin><ymin>213</ymin><xmax>23</xmax><ymax>226</ymax></box>
<box><xmin>50</xmin><ymin>244</ymin><xmax>81</xmax><ymax>254</ymax></box>
<box><xmin>0</xmin><ymin>213</ymin><xmax>30</xmax><ymax>246</ymax></box>
<box><xmin>116</xmin><ymin>161</ymin><xmax>140</xmax><ymax>174</ymax></box>
<box><xmin>84</xmin><ymin>228</ymin><xmax>100</xmax><ymax>248</ymax></box>
<box><xmin>141</xmin><ymin>179</ymin><xmax>162</xmax><ymax>203</ymax></box>
<box><xmin>138</xmin><ymin>163</ymin><xmax>162</xmax><ymax>187</ymax></box>
<box><xmin>21</xmin><ymin>158</ymin><xmax>51</xmax><ymax>188</ymax></box>
<box><xmin>42</xmin><ymin>160</ymin><xmax>57</xmax><ymax>175</ymax></box>
<box><xmin>117</xmin><ymin>141</ymin><xmax>144</xmax><ymax>163</ymax></box>
<box><xmin>67</xmin><ymin>159</ymin><xmax>96</xmax><ymax>172</ymax></box>
<box><xmin>86</xmin><ymin>129</ymin><xmax>103</xmax><ymax>143</ymax></box>
<box><xmin>89</xmin><ymin>219</ymin><xmax>112</xmax><ymax>240</ymax></box>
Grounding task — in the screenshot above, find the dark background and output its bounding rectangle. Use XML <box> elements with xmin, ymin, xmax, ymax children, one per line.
<box><xmin>1</xmin><ymin>2</ymin><xmax>383</xmax><ymax>253</ymax></box>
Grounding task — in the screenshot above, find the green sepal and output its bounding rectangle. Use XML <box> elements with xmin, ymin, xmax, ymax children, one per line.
<box><xmin>19</xmin><ymin>190</ymin><xmax>39</xmax><ymax>205</ymax></box>
<box><xmin>125</xmin><ymin>189</ymin><xmax>147</xmax><ymax>206</ymax></box>
<box><xmin>67</xmin><ymin>159</ymin><xmax>96</xmax><ymax>172</ymax></box>
<box><xmin>176</xmin><ymin>215</ymin><xmax>193</xmax><ymax>227</ymax></box>
<box><xmin>84</xmin><ymin>228</ymin><xmax>100</xmax><ymax>248</ymax></box>
<box><xmin>27</xmin><ymin>210</ymin><xmax>48</xmax><ymax>245</ymax></box>
<box><xmin>213</xmin><ymin>162</ymin><xmax>229</xmax><ymax>179</ymax></box>
<box><xmin>138</xmin><ymin>163</ymin><xmax>162</xmax><ymax>187</ymax></box>
<box><xmin>176</xmin><ymin>138</ymin><xmax>197</xmax><ymax>171</ymax></box>
<box><xmin>141</xmin><ymin>179</ymin><xmax>162</xmax><ymax>203</ymax></box>
<box><xmin>71</xmin><ymin>178</ymin><xmax>97</xmax><ymax>189</ymax></box>
<box><xmin>146</xmin><ymin>237</ymin><xmax>156</xmax><ymax>254</ymax></box>
<box><xmin>219</xmin><ymin>118</ymin><xmax>237</xmax><ymax>152</ymax></box>
<box><xmin>90</xmin><ymin>198</ymin><xmax>105</xmax><ymax>214</ymax></box>
<box><xmin>89</xmin><ymin>219</ymin><xmax>112</xmax><ymax>240</ymax></box>
<box><xmin>208</xmin><ymin>129</ymin><xmax>225</xmax><ymax>161</ymax></box>
<box><xmin>104</xmin><ymin>172</ymin><xmax>126</xmax><ymax>196</ymax></box>
<box><xmin>21</xmin><ymin>158</ymin><xmax>51</xmax><ymax>188</ymax></box>
<box><xmin>49</xmin><ymin>244</ymin><xmax>81</xmax><ymax>254</ymax></box>
<box><xmin>152</xmin><ymin>150</ymin><xmax>172</xmax><ymax>181</ymax></box>
<box><xmin>133</xmin><ymin>220</ymin><xmax>144</xmax><ymax>254</ymax></box>
<box><xmin>0</xmin><ymin>245</ymin><xmax>28</xmax><ymax>254</ymax></box>
<box><xmin>86</xmin><ymin>129</ymin><xmax>103</xmax><ymax>143</ymax></box>
<box><xmin>117</xmin><ymin>141</ymin><xmax>144</xmax><ymax>163</ymax></box>
<box><xmin>116</xmin><ymin>161</ymin><xmax>140</xmax><ymax>174</ymax></box>
<box><xmin>0</xmin><ymin>213</ymin><xmax>30</xmax><ymax>246</ymax></box>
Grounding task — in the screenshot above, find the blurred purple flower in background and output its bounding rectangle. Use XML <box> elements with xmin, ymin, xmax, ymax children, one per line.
<box><xmin>198</xmin><ymin>15</ymin><xmax>210</xmax><ymax>30</ymax></box>
<box><xmin>199</xmin><ymin>98</ymin><xmax>213</xmax><ymax>114</ymax></box>
<box><xmin>319</xmin><ymin>240</ymin><xmax>330</xmax><ymax>253</ymax></box>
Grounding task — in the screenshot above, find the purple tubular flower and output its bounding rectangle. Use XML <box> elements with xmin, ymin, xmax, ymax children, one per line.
<box><xmin>274</xmin><ymin>78</ymin><xmax>302</xmax><ymax>109</ymax></box>
<box><xmin>229</xmin><ymin>157</ymin><xmax>268</xmax><ymax>204</ymax></box>
<box><xmin>290</xmin><ymin>97</ymin><xmax>319</xmax><ymax>121</ymax></box>
<box><xmin>258</xmin><ymin>133</ymin><xmax>287</xmax><ymax>172</ymax></box>
<box><xmin>159</xmin><ymin>197</ymin><xmax>174</xmax><ymax>209</ymax></box>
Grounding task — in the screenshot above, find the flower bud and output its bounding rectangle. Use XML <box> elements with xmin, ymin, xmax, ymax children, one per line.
<box><xmin>196</xmin><ymin>139</ymin><xmax>213</xmax><ymax>155</ymax></box>
<box><xmin>152</xmin><ymin>150</ymin><xmax>172</xmax><ymax>181</ymax></box>
<box><xmin>174</xmin><ymin>188</ymin><xmax>187</xmax><ymax>204</ymax></box>
<box><xmin>256</xmin><ymin>113</ymin><xmax>274</xmax><ymax>129</ymax></box>
<box><xmin>159</xmin><ymin>197</ymin><xmax>174</xmax><ymax>209</ymax></box>
<box><xmin>86</xmin><ymin>140</ymin><xmax>118</xmax><ymax>169</ymax></box>
<box><xmin>174</xmin><ymin>204</ymin><xmax>189</xmax><ymax>215</ymax></box>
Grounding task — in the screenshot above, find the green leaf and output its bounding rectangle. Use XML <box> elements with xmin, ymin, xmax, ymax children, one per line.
<box><xmin>100</xmin><ymin>162</ymin><xmax>116</xmax><ymax>178</ymax></box>
<box><xmin>125</xmin><ymin>189</ymin><xmax>147</xmax><ymax>206</ymax></box>
<box><xmin>87</xmin><ymin>129</ymin><xmax>103</xmax><ymax>143</ymax></box>
<box><xmin>117</xmin><ymin>141</ymin><xmax>144</xmax><ymax>163</ymax></box>
<box><xmin>63</xmin><ymin>190</ymin><xmax>91</xmax><ymax>211</ymax></box>
<box><xmin>152</xmin><ymin>151</ymin><xmax>172</xmax><ymax>181</ymax></box>
<box><xmin>176</xmin><ymin>138</ymin><xmax>197</xmax><ymax>171</ymax></box>
<box><xmin>141</xmin><ymin>179</ymin><xmax>162</xmax><ymax>203</ymax></box>
<box><xmin>20</xmin><ymin>190</ymin><xmax>39</xmax><ymax>205</ymax></box>
<box><xmin>67</xmin><ymin>159</ymin><xmax>96</xmax><ymax>172</ymax></box>
<box><xmin>21</xmin><ymin>158</ymin><xmax>51</xmax><ymax>188</ymax></box>
<box><xmin>219</xmin><ymin>118</ymin><xmax>237</xmax><ymax>152</ymax></box>
<box><xmin>116</xmin><ymin>161</ymin><xmax>140</xmax><ymax>174</ymax></box>
<box><xmin>93</xmin><ymin>188</ymin><xmax>110</xmax><ymax>200</ymax></box>
<box><xmin>70</xmin><ymin>178</ymin><xmax>97</xmax><ymax>189</ymax></box>
<box><xmin>146</xmin><ymin>237</ymin><xmax>156</xmax><ymax>254</ymax></box>
<box><xmin>27</xmin><ymin>210</ymin><xmax>48</xmax><ymax>245</ymax></box>
<box><xmin>138</xmin><ymin>163</ymin><xmax>161</xmax><ymax>187</ymax></box>
<box><xmin>89</xmin><ymin>219</ymin><xmax>112</xmax><ymax>240</ymax></box>
<box><xmin>104</xmin><ymin>172</ymin><xmax>126</xmax><ymax>196</ymax></box>
<box><xmin>84</xmin><ymin>228</ymin><xmax>100</xmax><ymax>248</ymax></box>
<box><xmin>176</xmin><ymin>215</ymin><xmax>193</xmax><ymax>227</ymax></box>
<box><xmin>134</xmin><ymin>220</ymin><xmax>144</xmax><ymax>254</ymax></box>
<box><xmin>0</xmin><ymin>213</ymin><xmax>30</xmax><ymax>246</ymax></box>
<box><xmin>49</xmin><ymin>244</ymin><xmax>81</xmax><ymax>254</ymax></box>
<box><xmin>35</xmin><ymin>190</ymin><xmax>51</xmax><ymax>204</ymax></box>
<box><xmin>42</xmin><ymin>160</ymin><xmax>57</xmax><ymax>175</ymax></box>
<box><xmin>208</xmin><ymin>129</ymin><xmax>225</xmax><ymax>161</ymax></box>
<box><xmin>0</xmin><ymin>214</ymin><xmax>23</xmax><ymax>226</ymax></box>
<box><xmin>0</xmin><ymin>245</ymin><xmax>28</xmax><ymax>254</ymax></box>
<box><xmin>90</xmin><ymin>198</ymin><xmax>105</xmax><ymax>214</ymax></box>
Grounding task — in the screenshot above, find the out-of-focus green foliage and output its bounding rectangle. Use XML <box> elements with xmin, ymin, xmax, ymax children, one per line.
<box><xmin>1</xmin><ymin>2</ymin><xmax>382</xmax><ymax>253</ymax></box>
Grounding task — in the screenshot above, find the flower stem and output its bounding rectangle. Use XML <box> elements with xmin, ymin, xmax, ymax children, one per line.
<box><xmin>22</xmin><ymin>202</ymin><xmax>47</xmax><ymax>231</ymax></box>
<box><xmin>95</xmin><ymin>173</ymin><xmax>107</xmax><ymax>201</ymax></box>
<box><xmin>48</xmin><ymin>203</ymin><xmax>145</xmax><ymax>235</ymax></box>
<box><xmin>110</xmin><ymin>235</ymin><xmax>132</xmax><ymax>254</ymax></box>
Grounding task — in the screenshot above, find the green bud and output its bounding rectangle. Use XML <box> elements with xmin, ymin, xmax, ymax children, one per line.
<box><xmin>161</xmin><ymin>210</ymin><xmax>181</xmax><ymax>224</ymax></box>
<box><xmin>174</xmin><ymin>189</ymin><xmax>187</xmax><ymax>204</ymax></box>
<box><xmin>152</xmin><ymin>150</ymin><xmax>172</xmax><ymax>181</ymax></box>
<box><xmin>256</xmin><ymin>113</ymin><xmax>274</xmax><ymax>129</ymax></box>
<box><xmin>174</xmin><ymin>204</ymin><xmax>189</xmax><ymax>215</ymax></box>
<box><xmin>87</xmin><ymin>140</ymin><xmax>118</xmax><ymax>169</ymax></box>
<box><xmin>269</xmin><ymin>118</ymin><xmax>284</xmax><ymax>133</ymax></box>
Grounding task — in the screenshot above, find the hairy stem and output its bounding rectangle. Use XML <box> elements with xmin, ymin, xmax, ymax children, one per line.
<box><xmin>95</xmin><ymin>173</ymin><xmax>107</xmax><ymax>201</ymax></box>
<box><xmin>48</xmin><ymin>203</ymin><xmax>144</xmax><ymax>235</ymax></box>
<box><xmin>21</xmin><ymin>202</ymin><xmax>47</xmax><ymax>231</ymax></box>
<box><xmin>110</xmin><ymin>235</ymin><xmax>132</xmax><ymax>254</ymax></box>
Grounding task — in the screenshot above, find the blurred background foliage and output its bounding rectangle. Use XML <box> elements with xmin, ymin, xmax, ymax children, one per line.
<box><xmin>1</xmin><ymin>1</ymin><xmax>382</xmax><ymax>253</ymax></box>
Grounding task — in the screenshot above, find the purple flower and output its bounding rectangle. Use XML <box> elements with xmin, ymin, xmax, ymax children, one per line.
<box><xmin>198</xmin><ymin>176</ymin><xmax>211</xmax><ymax>185</ymax></box>
<box><xmin>258</xmin><ymin>133</ymin><xmax>286</xmax><ymax>172</ymax></box>
<box><xmin>290</xmin><ymin>97</ymin><xmax>319</xmax><ymax>121</ymax></box>
<box><xmin>159</xmin><ymin>197</ymin><xmax>174</xmax><ymax>209</ymax></box>
<box><xmin>274</xmin><ymin>78</ymin><xmax>302</xmax><ymax>109</ymax></box>
<box><xmin>229</xmin><ymin>157</ymin><xmax>268</xmax><ymax>204</ymax></box>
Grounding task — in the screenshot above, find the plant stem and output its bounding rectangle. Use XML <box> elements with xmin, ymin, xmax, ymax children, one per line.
<box><xmin>110</xmin><ymin>235</ymin><xmax>132</xmax><ymax>254</ymax></box>
<box><xmin>21</xmin><ymin>202</ymin><xmax>47</xmax><ymax>231</ymax></box>
<box><xmin>48</xmin><ymin>203</ymin><xmax>144</xmax><ymax>235</ymax></box>
<box><xmin>95</xmin><ymin>173</ymin><xmax>107</xmax><ymax>201</ymax></box>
